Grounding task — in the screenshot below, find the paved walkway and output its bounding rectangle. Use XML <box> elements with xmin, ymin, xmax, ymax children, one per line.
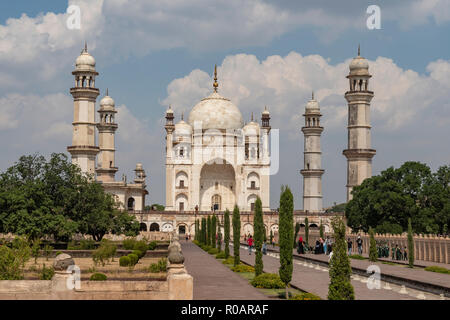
<box><xmin>181</xmin><ymin>242</ymin><xmax>270</xmax><ymax>300</ymax></box>
<box><xmin>260</xmin><ymin>244</ymin><xmax>450</xmax><ymax>291</ymax></box>
<box><xmin>232</xmin><ymin>244</ymin><xmax>445</xmax><ymax>300</ymax></box>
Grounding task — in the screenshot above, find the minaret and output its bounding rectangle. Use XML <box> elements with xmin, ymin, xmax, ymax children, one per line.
<box><xmin>343</xmin><ymin>46</ymin><xmax>376</xmax><ymax>201</ymax></box>
<box><xmin>164</xmin><ymin>106</ymin><xmax>175</xmax><ymax>211</ymax></box>
<box><xmin>96</xmin><ymin>89</ymin><xmax>118</xmax><ymax>182</ymax></box>
<box><xmin>67</xmin><ymin>43</ymin><xmax>100</xmax><ymax>177</ymax></box>
<box><xmin>300</xmin><ymin>92</ymin><xmax>324</xmax><ymax>212</ymax></box>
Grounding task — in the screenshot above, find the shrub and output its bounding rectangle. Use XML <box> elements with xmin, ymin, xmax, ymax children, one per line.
<box><xmin>67</xmin><ymin>240</ymin><xmax>78</xmax><ymax>250</ymax></box>
<box><xmin>80</xmin><ymin>239</ymin><xmax>96</xmax><ymax>250</ymax></box>
<box><xmin>123</xmin><ymin>238</ymin><xmax>137</xmax><ymax>250</ymax></box>
<box><xmin>132</xmin><ymin>250</ymin><xmax>143</xmax><ymax>259</ymax></box>
<box><xmin>133</xmin><ymin>241</ymin><xmax>148</xmax><ymax>257</ymax></box>
<box><xmin>215</xmin><ymin>252</ymin><xmax>226</xmax><ymax>259</ymax></box>
<box><xmin>207</xmin><ymin>248</ymin><xmax>219</xmax><ymax>255</ymax></box>
<box><xmin>251</xmin><ymin>273</ymin><xmax>285</xmax><ymax>289</ymax></box>
<box><xmin>149</xmin><ymin>258</ymin><xmax>167</xmax><ymax>273</ymax></box>
<box><xmin>43</xmin><ymin>244</ymin><xmax>53</xmax><ymax>261</ymax></box>
<box><xmin>192</xmin><ymin>240</ymin><xmax>199</xmax><ymax>246</ymax></box>
<box><xmin>128</xmin><ymin>254</ymin><xmax>139</xmax><ymax>266</ymax></box>
<box><xmin>231</xmin><ymin>264</ymin><xmax>255</xmax><ymax>273</ymax></box>
<box><xmin>90</xmin><ymin>273</ymin><xmax>108</xmax><ymax>281</ymax></box>
<box><xmin>424</xmin><ymin>266</ymin><xmax>450</xmax><ymax>274</ymax></box>
<box><xmin>31</xmin><ymin>239</ymin><xmax>41</xmax><ymax>264</ymax></box>
<box><xmin>40</xmin><ymin>264</ymin><xmax>55</xmax><ymax>280</ymax></box>
<box><xmin>0</xmin><ymin>245</ymin><xmax>29</xmax><ymax>280</ymax></box>
<box><xmin>55</xmin><ymin>251</ymin><xmax>63</xmax><ymax>256</ymax></box>
<box><xmin>222</xmin><ymin>257</ymin><xmax>234</xmax><ymax>265</ymax></box>
<box><xmin>290</xmin><ymin>293</ymin><xmax>321</xmax><ymax>300</ymax></box>
<box><xmin>148</xmin><ymin>241</ymin><xmax>157</xmax><ymax>251</ymax></box>
<box><xmin>119</xmin><ymin>256</ymin><xmax>131</xmax><ymax>267</ymax></box>
<box><xmin>369</xmin><ymin>227</ymin><xmax>377</xmax><ymax>262</ymax></box>
<box><xmin>92</xmin><ymin>241</ymin><xmax>117</xmax><ymax>266</ymax></box>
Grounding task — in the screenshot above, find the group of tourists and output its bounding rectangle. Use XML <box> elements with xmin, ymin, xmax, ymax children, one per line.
<box><xmin>296</xmin><ymin>236</ymin><xmax>334</xmax><ymax>256</ymax></box>
<box><xmin>347</xmin><ymin>236</ymin><xmax>363</xmax><ymax>255</ymax></box>
<box><xmin>391</xmin><ymin>244</ymin><xmax>408</xmax><ymax>261</ymax></box>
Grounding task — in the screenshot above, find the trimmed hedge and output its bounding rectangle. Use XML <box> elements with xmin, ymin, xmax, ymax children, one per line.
<box><xmin>425</xmin><ymin>266</ymin><xmax>450</xmax><ymax>274</ymax></box>
<box><xmin>207</xmin><ymin>248</ymin><xmax>219</xmax><ymax>255</ymax></box>
<box><xmin>133</xmin><ymin>241</ymin><xmax>148</xmax><ymax>257</ymax></box>
<box><xmin>231</xmin><ymin>264</ymin><xmax>255</xmax><ymax>273</ymax></box>
<box><xmin>90</xmin><ymin>273</ymin><xmax>107</xmax><ymax>281</ymax></box>
<box><xmin>251</xmin><ymin>273</ymin><xmax>285</xmax><ymax>289</ymax></box>
<box><xmin>349</xmin><ymin>254</ymin><xmax>366</xmax><ymax>260</ymax></box>
<box><xmin>148</xmin><ymin>241</ymin><xmax>157</xmax><ymax>251</ymax></box>
<box><xmin>128</xmin><ymin>253</ymin><xmax>139</xmax><ymax>266</ymax></box>
<box><xmin>149</xmin><ymin>258</ymin><xmax>168</xmax><ymax>273</ymax></box>
<box><xmin>215</xmin><ymin>252</ymin><xmax>226</xmax><ymax>259</ymax></box>
<box><xmin>222</xmin><ymin>257</ymin><xmax>234</xmax><ymax>265</ymax></box>
<box><xmin>290</xmin><ymin>293</ymin><xmax>321</xmax><ymax>300</ymax></box>
<box><xmin>119</xmin><ymin>256</ymin><xmax>131</xmax><ymax>267</ymax></box>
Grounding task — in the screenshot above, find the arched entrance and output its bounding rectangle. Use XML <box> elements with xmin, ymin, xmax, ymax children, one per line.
<box><xmin>179</xmin><ymin>225</ymin><xmax>186</xmax><ymax>235</ymax></box>
<box><xmin>139</xmin><ymin>223</ymin><xmax>147</xmax><ymax>232</ymax></box>
<box><xmin>149</xmin><ymin>223</ymin><xmax>160</xmax><ymax>232</ymax></box>
<box><xmin>199</xmin><ymin>160</ymin><xmax>235</xmax><ymax>211</ymax></box>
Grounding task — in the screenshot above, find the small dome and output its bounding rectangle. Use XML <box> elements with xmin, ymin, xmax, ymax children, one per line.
<box><xmin>306</xmin><ymin>99</ymin><xmax>319</xmax><ymax>111</ymax></box>
<box><xmin>188</xmin><ymin>92</ymin><xmax>244</xmax><ymax>130</ymax></box>
<box><xmin>175</xmin><ymin>120</ymin><xmax>192</xmax><ymax>135</ymax></box>
<box><xmin>100</xmin><ymin>95</ymin><xmax>115</xmax><ymax>110</ymax></box>
<box><xmin>262</xmin><ymin>106</ymin><xmax>270</xmax><ymax>115</ymax></box>
<box><xmin>75</xmin><ymin>46</ymin><xmax>96</xmax><ymax>72</ymax></box>
<box><xmin>243</xmin><ymin>120</ymin><xmax>260</xmax><ymax>135</ymax></box>
<box><xmin>135</xmin><ymin>163</ymin><xmax>144</xmax><ymax>170</ymax></box>
<box><xmin>349</xmin><ymin>56</ymin><xmax>369</xmax><ymax>76</ymax></box>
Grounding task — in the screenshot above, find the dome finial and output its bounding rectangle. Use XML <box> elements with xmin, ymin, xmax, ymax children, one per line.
<box><xmin>312</xmin><ymin>91</ymin><xmax>314</xmax><ymax>100</ymax></box>
<box><xmin>251</xmin><ymin>112</ymin><xmax>254</xmax><ymax>121</ymax></box>
<box><xmin>181</xmin><ymin>112</ymin><xmax>184</xmax><ymax>121</ymax></box>
<box><xmin>213</xmin><ymin>64</ymin><xmax>219</xmax><ymax>93</ymax></box>
<box><xmin>106</xmin><ymin>88</ymin><xmax>109</xmax><ymax>96</ymax></box>
<box><xmin>358</xmin><ymin>44</ymin><xmax>360</xmax><ymax>56</ymax></box>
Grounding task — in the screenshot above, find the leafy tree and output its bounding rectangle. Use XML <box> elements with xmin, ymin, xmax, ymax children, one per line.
<box><xmin>254</xmin><ymin>197</ymin><xmax>264</xmax><ymax>276</ymax></box>
<box><xmin>328</xmin><ymin>217</ymin><xmax>355</xmax><ymax>300</ymax></box>
<box><xmin>0</xmin><ymin>237</ymin><xmax>31</xmax><ymax>280</ymax></box>
<box><xmin>270</xmin><ymin>229</ymin><xmax>273</xmax><ymax>245</ymax></box>
<box><xmin>232</xmin><ymin>205</ymin><xmax>241</xmax><ymax>267</ymax></box>
<box><xmin>224</xmin><ymin>209</ymin><xmax>230</xmax><ymax>258</ymax></box>
<box><xmin>326</xmin><ymin>202</ymin><xmax>346</xmax><ymax>213</ymax></box>
<box><xmin>278</xmin><ymin>185</ymin><xmax>294</xmax><ymax>299</ymax></box>
<box><xmin>201</xmin><ymin>218</ymin><xmax>207</xmax><ymax>244</ymax></box>
<box><xmin>148</xmin><ymin>204</ymin><xmax>165</xmax><ymax>211</ymax></box>
<box><xmin>294</xmin><ymin>222</ymin><xmax>300</xmax><ymax>248</ymax></box>
<box><xmin>346</xmin><ymin>162</ymin><xmax>450</xmax><ymax>235</ymax></box>
<box><xmin>31</xmin><ymin>239</ymin><xmax>41</xmax><ymax>264</ymax></box>
<box><xmin>0</xmin><ymin>153</ymin><xmax>139</xmax><ymax>241</ymax></box>
<box><xmin>368</xmin><ymin>227</ymin><xmax>377</xmax><ymax>262</ymax></box>
<box><xmin>211</xmin><ymin>214</ymin><xmax>217</xmax><ymax>249</ymax></box>
<box><xmin>408</xmin><ymin>218</ymin><xmax>415</xmax><ymax>268</ymax></box>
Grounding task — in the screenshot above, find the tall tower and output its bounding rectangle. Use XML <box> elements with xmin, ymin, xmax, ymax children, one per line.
<box><xmin>96</xmin><ymin>89</ymin><xmax>118</xmax><ymax>182</ymax></box>
<box><xmin>343</xmin><ymin>46</ymin><xmax>376</xmax><ymax>201</ymax></box>
<box><xmin>164</xmin><ymin>106</ymin><xmax>175</xmax><ymax>211</ymax></box>
<box><xmin>67</xmin><ymin>43</ymin><xmax>100</xmax><ymax>177</ymax></box>
<box><xmin>300</xmin><ymin>93</ymin><xmax>324</xmax><ymax>212</ymax></box>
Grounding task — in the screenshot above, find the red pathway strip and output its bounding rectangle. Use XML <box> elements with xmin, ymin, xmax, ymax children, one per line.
<box><xmin>181</xmin><ymin>241</ymin><xmax>271</xmax><ymax>300</ymax></box>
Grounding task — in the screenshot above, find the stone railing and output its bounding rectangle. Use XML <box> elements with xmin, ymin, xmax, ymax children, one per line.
<box><xmin>0</xmin><ymin>243</ymin><xmax>193</xmax><ymax>300</ymax></box>
<box><xmin>297</xmin><ymin>231</ymin><xmax>450</xmax><ymax>264</ymax></box>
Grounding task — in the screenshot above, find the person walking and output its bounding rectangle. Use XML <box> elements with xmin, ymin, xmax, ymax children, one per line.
<box><xmin>297</xmin><ymin>236</ymin><xmax>304</xmax><ymax>254</ymax></box>
<box><xmin>324</xmin><ymin>237</ymin><xmax>328</xmax><ymax>255</ymax></box>
<box><xmin>357</xmin><ymin>235</ymin><xmax>363</xmax><ymax>255</ymax></box>
<box><xmin>262</xmin><ymin>241</ymin><xmax>267</xmax><ymax>255</ymax></box>
<box><xmin>247</xmin><ymin>235</ymin><xmax>254</xmax><ymax>255</ymax></box>
<box><xmin>347</xmin><ymin>238</ymin><xmax>353</xmax><ymax>255</ymax></box>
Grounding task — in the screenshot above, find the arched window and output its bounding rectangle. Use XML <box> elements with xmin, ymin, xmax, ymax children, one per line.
<box><xmin>127</xmin><ymin>197</ymin><xmax>135</xmax><ymax>211</ymax></box>
<box><xmin>150</xmin><ymin>223</ymin><xmax>160</xmax><ymax>232</ymax></box>
<box><xmin>212</xmin><ymin>194</ymin><xmax>221</xmax><ymax>211</ymax></box>
<box><xmin>139</xmin><ymin>223</ymin><xmax>147</xmax><ymax>232</ymax></box>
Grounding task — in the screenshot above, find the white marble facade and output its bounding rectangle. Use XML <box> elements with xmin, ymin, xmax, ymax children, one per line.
<box><xmin>164</xmin><ymin>67</ymin><xmax>271</xmax><ymax>212</ymax></box>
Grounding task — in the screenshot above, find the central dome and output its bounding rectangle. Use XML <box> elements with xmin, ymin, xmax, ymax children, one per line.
<box><xmin>188</xmin><ymin>92</ymin><xmax>244</xmax><ymax>130</ymax></box>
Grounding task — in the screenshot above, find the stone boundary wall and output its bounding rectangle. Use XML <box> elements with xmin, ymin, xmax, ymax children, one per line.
<box><xmin>298</xmin><ymin>231</ymin><xmax>450</xmax><ymax>264</ymax></box>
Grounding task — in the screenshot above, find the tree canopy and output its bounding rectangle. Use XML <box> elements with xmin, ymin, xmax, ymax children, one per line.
<box><xmin>0</xmin><ymin>153</ymin><xmax>139</xmax><ymax>241</ymax></box>
<box><xmin>346</xmin><ymin>161</ymin><xmax>450</xmax><ymax>235</ymax></box>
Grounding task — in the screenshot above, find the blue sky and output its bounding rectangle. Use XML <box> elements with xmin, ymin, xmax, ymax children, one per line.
<box><xmin>0</xmin><ymin>0</ymin><xmax>449</xmax><ymax>209</ymax></box>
